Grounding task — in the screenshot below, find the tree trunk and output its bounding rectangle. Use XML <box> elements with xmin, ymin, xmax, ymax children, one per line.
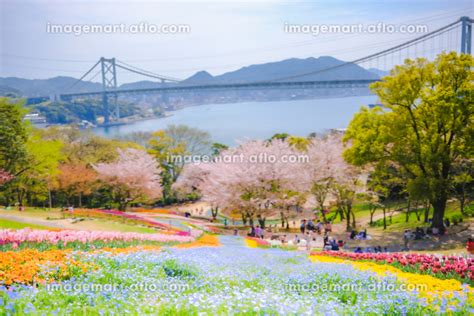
<box><xmin>405</xmin><ymin>200</ymin><xmax>411</xmax><ymax>222</ymax></box>
<box><xmin>424</xmin><ymin>202</ymin><xmax>430</xmax><ymax>223</ymax></box>
<box><xmin>119</xmin><ymin>201</ymin><xmax>128</xmax><ymax>211</ymax></box>
<box><xmin>78</xmin><ymin>192</ymin><xmax>82</xmax><ymax>208</ymax></box>
<box><xmin>345</xmin><ymin>208</ymin><xmax>351</xmax><ymax>232</ymax></box>
<box><xmin>431</xmin><ymin>195</ymin><xmax>447</xmax><ymax>230</ymax></box>
<box><xmin>459</xmin><ymin>195</ymin><xmax>465</xmax><ymax>215</ymax></box>
<box><xmin>258</xmin><ymin>217</ymin><xmax>265</xmax><ymax>229</ymax></box>
<box><xmin>350</xmin><ymin>207</ymin><xmax>356</xmax><ymax>228</ymax></box>
<box><xmin>338</xmin><ymin>208</ymin><xmax>344</xmax><ymax>221</ymax></box>
<box><xmin>241</xmin><ymin>213</ymin><xmax>247</xmax><ymax>226</ymax></box>
<box><xmin>48</xmin><ymin>188</ymin><xmax>53</xmax><ymax>209</ymax></box>
<box><xmin>383</xmin><ymin>207</ymin><xmax>387</xmax><ymax>230</ymax></box>
<box><xmin>369</xmin><ymin>209</ymin><xmax>375</xmax><ymax>225</ymax></box>
<box><xmin>248</xmin><ymin>215</ymin><xmax>254</xmax><ymax>227</ymax></box>
<box><xmin>415</xmin><ymin>210</ymin><xmax>421</xmax><ymax>221</ymax></box>
<box><xmin>211</xmin><ymin>207</ymin><xmax>219</xmax><ymax>220</ymax></box>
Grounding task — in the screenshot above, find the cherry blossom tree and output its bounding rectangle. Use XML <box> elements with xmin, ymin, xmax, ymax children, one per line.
<box><xmin>304</xmin><ymin>133</ymin><xmax>345</xmax><ymax>221</ymax></box>
<box><xmin>0</xmin><ymin>168</ymin><xmax>13</xmax><ymax>186</ymax></box>
<box><xmin>304</xmin><ymin>133</ymin><xmax>364</xmax><ymax>230</ymax></box>
<box><xmin>93</xmin><ymin>148</ymin><xmax>162</xmax><ymax>211</ymax></box>
<box><xmin>177</xmin><ymin>139</ymin><xmax>308</xmax><ymax>227</ymax></box>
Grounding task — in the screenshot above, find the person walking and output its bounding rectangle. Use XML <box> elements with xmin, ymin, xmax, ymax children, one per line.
<box><xmin>403</xmin><ymin>230</ymin><xmax>411</xmax><ymax>251</ymax></box>
<box><xmin>300</xmin><ymin>219</ymin><xmax>306</xmax><ymax>234</ymax></box>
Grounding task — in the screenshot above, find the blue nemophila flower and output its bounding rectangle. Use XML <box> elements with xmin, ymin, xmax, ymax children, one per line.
<box><xmin>1</xmin><ymin>236</ymin><xmax>471</xmax><ymax>315</ymax></box>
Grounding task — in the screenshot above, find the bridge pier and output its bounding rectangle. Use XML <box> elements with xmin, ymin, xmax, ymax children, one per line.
<box><xmin>102</xmin><ymin>92</ymin><xmax>110</xmax><ymax>124</ymax></box>
<box><xmin>100</xmin><ymin>57</ymin><xmax>118</xmax><ymax>124</ymax></box>
<box><xmin>460</xmin><ymin>16</ymin><xmax>472</xmax><ymax>54</ymax></box>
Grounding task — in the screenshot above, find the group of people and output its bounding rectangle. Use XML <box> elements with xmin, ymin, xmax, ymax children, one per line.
<box><xmin>349</xmin><ymin>229</ymin><xmax>371</xmax><ymax>240</ymax></box>
<box><xmin>402</xmin><ymin>218</ymin><xmax>455</xmax><ymax>250</ymax></box>
<box><xmin>323</xmin><ymin>238</ymin><xmax>344</xmax><ymax>251</ymax></box>
<box><xmin>300</xmin><ymin>219</ymin><xmax>332</xmax><ymax>235</ymax></box>
<box><xmin>247</xmin><ymin>225</ymin><xmax>265</xmax><ymax>238</ymax></box>
<box><xmin>354</xmin><ymin>246</ymin><xmax>387</xmax><ymax>253</ymax></box>
<box><xmin>275</xmin><ymin>232</ymin><xmax>320</xmax><ymax>250</ymax></box>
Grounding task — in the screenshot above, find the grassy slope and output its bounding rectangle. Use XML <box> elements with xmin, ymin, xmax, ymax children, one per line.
<box><xmin>0</xmin><ymin>207</ymin><xmax>157</xmax><ymax>233</ymax></box>
<box><xmin>0</xmin><ymin>218</ymin><xmax>54</xmax><ymax>230</ymax></box>
<box><xmin>325</xmin><ymin>200</ymin><xmax>472</xmax><ymax>231</ymax></box>
<box><xmin>373</xmin><ymin>201</ymin><xmax>472</xmax><ymax>232</ymax></box>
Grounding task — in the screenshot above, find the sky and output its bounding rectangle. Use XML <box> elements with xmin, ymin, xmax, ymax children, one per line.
<box><xmin>1</xmin><ymin>0</ymin><xmax>473</xmax><ymax>83</ymax></box>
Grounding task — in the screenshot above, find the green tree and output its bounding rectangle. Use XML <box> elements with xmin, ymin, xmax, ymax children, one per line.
<box><xmin>0</xmin><ymin>98</ymin><xmax>29</xmax><ymax>176</ymax></box>
<box><xmin>366</xmin><ymin>164</ymin><xmax>406</xmax><ymax>229</ymax></box>
<box><xmin>13</xmin><ymin>131</ymin><xmax>64</xmax><ymax>206</ymax></box>
<box><xmin>149</xmin><ymin>125</ymin><xmax>211</xmax><ymax>204</ymax></box>
<box><xmin>452</xmin><ymin>159</ymin><xmax>473</xmax><ymax>215</ymax></box>
<box><xmin>344</xmin><ymin>52</ymin><xmax>473</xmax><ymax>230</ymax></box>
<box><xmin>211</xmin><ymin>143</ymin><xmax>229</xmax><ymax>156</ymax></box>
<box><xmin>287</xmin><ymin>136</ymin><xmax>310</xmax><ymax>151</ymax></box>
<box><xmin>270</xmin><ymin>133</ymin><xmax>290</xmax><ymax>141</ymax></box>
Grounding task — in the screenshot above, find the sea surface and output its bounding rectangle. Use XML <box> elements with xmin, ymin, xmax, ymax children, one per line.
<box><xmin>94</xmin><ymin>95</ymin><xmax>378</xmax><ymax>146</ymax></box>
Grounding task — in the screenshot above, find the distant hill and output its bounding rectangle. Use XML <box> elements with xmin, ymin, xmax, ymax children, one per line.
<box><xmin>0</xmin><ymin>56</ymin><xmax>380</xmax><ymax>97</ymax></box>
<box><xmin>181</xmin><ymin>71</ymin><xmax>215</xmax><ymax>84</ymax></box>
<box><xmin>0</xmin><ymin>85</ymin><xmax>21</xmax><ymax>97</ymax></box>
<box><xmin>367</xmin><ymin>68</ymin><xmax>389</xmax><ymax>78</ymax></box>
<box><xmin>0</xmin><ymin>76</ymin><xmax>102</xmax><ymax>97</ymax></box>
<box><xmin>207</xmin><ymin>56</ymin><xmax>379</xmax><ymax>83</ymax></box>
<box><xmin>119</xmin><ymin>80</ymin><xmax>164</xmax><ymax>90</ymax></box>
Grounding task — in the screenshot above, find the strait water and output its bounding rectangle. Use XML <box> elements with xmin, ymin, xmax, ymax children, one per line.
<box><xmin>94</xmin><ymin>95</ymin><xmax>377</xmax><ymax>146</ymax></box>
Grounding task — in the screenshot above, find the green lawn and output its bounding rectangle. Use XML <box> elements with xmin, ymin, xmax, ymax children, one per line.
<box><xmin>372</xmin><ymin>201</ymin><xmax>473</xmax><ymax>232</ymax></box>
<box><xmin>0</xmin><ymin>207</ymin><xmax>159</xmax><ymax>234</ymax></box>
<box><xmin>0</xmin><ymin>218</ymin><xmax>54</xmax><ymax>230</ymax></box>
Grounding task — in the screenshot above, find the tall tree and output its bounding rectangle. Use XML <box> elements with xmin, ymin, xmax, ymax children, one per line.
<box><xmin>149</xmin><ymin>125</ymin><xmax>211</xmax><ymax>203</ymax></box>
<box><xmin>304</xmin><ymin>133</ymin><xmax>346</xmax><ymax>221</ymax></box>
<box><xmin>344</xmin><ymin>52</ymin><xmax>473</xmax><ymax>230</ymax></box>
<box><xmin>12</xmin><ymin>131</ymin><xmax>64</xmax><ymax>206</ymax></box>
<box><xmin>0</xmin><ymin>98</ymin><xmax>28</xmax><ymax>176</ymax></box>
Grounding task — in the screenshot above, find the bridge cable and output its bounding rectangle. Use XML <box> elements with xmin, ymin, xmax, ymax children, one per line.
<box><xmin>115</xmin><ymin>60</ymin><xmax>181</xmax><ymax>82</ymax></box>
<box><xmin>265</xmin><ymin>19</ymin><xmax>462</xmax><ymax>82</ymax></box>
<box><xmin>63</xmin><ymin>59</ymin><xmax>102</xmax><ymax>92</ymax></box>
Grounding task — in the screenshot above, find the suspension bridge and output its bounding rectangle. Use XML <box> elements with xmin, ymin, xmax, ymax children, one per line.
<box><xmin>38</xmin><ymin>16</ymin><xmax>473</xmax><ymax>124</ymax></box>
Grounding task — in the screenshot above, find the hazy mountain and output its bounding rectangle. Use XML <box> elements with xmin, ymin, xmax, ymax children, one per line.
<box><xmin>1</xmin><ymin>56</ymin><xmax>379</xmax><ymax>97</ymax></box>
<box><xmin>0</xmin><ymin>76</ymin><xmax>102</xmax><ymax>97</ymax></box>
<box><xmin>119</xmin><ymin>80</ymin><xmax>165</xmax><ymax>90</ymax></box>
<box><xmin>182</xmin><ymin>71</ymin><xmax>215</xmax><ymax>84</ymax></box>
<box><xmin>210</xmin><ymin>56</ymin><xmax>379</xmax><ymax>83</ymax></box>
<box><xmin>367</xmin><ymin>68</ymin><xmax>389</xmax><ymax>78</ymax></box>
<box><xmin>0</xmin><ymin>85</ymin><xmax>21</xmax><ymax>97</ymax></box>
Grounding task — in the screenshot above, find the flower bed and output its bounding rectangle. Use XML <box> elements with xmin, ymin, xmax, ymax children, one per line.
<box><xmin>245</xmin><ymin>237</ymin><xmax>271</xmax><ymax>248</ymax></box>
<box><xmin>310</xmin><ymin>254</ymin><xmax>473</xmax><ymax>307</ymax></box>
<box><xmin>0</xmin><ymin>229</ymin><xmax>194</xmax><ymax>251</ymax></box>
<box><xmin>2</xmin><ymin>242</ymin><xmax>472</xmax><ymax>315</ymax></box>
<box><xmin>175</xmin><ymin>234</ymin><xmax>220</xmax><ymax>248</ymax></box>
<box><xmin>311</xmin><ymin>251</ymin><xmax>474</xmax><ymax>286</ymax></box>
<box><xmin>131</xmin><ymin>208</ymin><xmax>182</xmax><ymax>216</ymax></box>
<box><xmin>245</xmin><ymin>237</ymin><xmax>298</xmax><ymax>251</ymax></box>
<box><xmin>66</xmin><ymin>208</ymin><xmax>183</xmax><ymax>232</ymax></box>
<box><xmin>0</xmin><ymin>249</ymin><xmax>93</xmax><ymax>285</ymax></box>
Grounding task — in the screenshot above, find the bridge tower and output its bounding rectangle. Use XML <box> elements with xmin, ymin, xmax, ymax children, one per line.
<box><xmin>161</xmin><ymin>79</ymin><xmax>169</xmax><ymax>109</ymax></box>
<box><xmin>460</xmin><ymin>16</ymin><xmax>472</xmax><ymax>54</ymax></box>
<box><xmin>100</xmin><ymin>57</ymin><xmax>118</xmax><ymax>124</ymax></box>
